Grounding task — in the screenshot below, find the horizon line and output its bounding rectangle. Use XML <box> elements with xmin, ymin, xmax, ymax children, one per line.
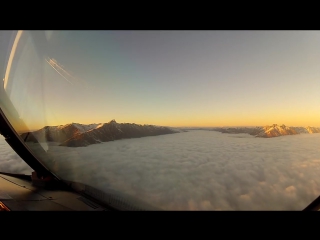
<box><xmin>19</xmin><ymin>121</ymin><xmax>320</xmax><ymax>133</ymax></box>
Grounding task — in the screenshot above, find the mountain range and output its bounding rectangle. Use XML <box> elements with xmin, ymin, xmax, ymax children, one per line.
<box><xmin>20</xmin><ymin>121</ymin><xmax>320</xmax><ymax>147</ymax></box>
<box><xmin>212</xmin><ymin>124</ymin><xmax>320</xmax><ymax>138</ymax></box>
<box><xmin>20</xmin><ymin>120</ymin><xmax>179</xmax><ymax>147</ymax></box>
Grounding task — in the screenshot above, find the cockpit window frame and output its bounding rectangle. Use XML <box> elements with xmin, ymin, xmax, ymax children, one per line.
<box><xmin>0</xmin><ymin>30</ymin><xmax>56</xmax><ymax>179</ymax></box>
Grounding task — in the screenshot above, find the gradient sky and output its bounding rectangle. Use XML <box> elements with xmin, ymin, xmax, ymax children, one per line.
<box><xmin>4</xmin><ymin>30</ymin><xmax>320</xmax><ymax>130</ymax></box>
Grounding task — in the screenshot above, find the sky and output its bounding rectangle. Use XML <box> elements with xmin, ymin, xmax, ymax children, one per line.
<box><xmin>3</xmin><ymin>30</ymin><xmax>320</xmax><ymax>130</ymax></box>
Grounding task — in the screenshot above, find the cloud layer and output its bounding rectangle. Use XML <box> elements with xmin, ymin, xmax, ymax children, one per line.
<box><xmin>2</xmin><ymin>131</ymin><xmax>320</xmax><ymax>210</ymax></box>
<box><xmin>0</xmin><ymin>136</ymin><xmax>33</xmax><ymax>174</ymax></box>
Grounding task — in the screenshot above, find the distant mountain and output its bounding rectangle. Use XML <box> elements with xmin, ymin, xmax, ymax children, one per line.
<box><xmin>212</xmin><ymin>124</ymin><xmax>320</xmax><ymax>138</ymax></box>
<box><xmin>20</xmin><ymin>120</ymin><xmax>179</xmax><ymax>147</ymax></box>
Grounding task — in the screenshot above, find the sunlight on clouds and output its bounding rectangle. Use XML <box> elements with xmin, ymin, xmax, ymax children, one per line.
<box><xmin>2</xmin><ymin>129</ymin><xmax>320</xmax><ymax>210</ymax></box>
<box><xmin>35</xmin><ymin>131</ymin><xmax>320</xmax><ymax>210</ymax></box>
<box><xmin>285</xmin><ymin>185</ymin><xmax>296</xmax><ymax>194</ymax></box>
<box><xmin>240</xmin><ymin>194</ymin><xmax>251</xmax><ymax>201</ymax></box>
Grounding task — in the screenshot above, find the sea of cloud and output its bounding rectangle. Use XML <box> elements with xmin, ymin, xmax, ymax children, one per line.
<box><xmin>2</xmin><ymin>130</ymin><xmax>320</xmax><ymax>210</ymax></box>
<box><xmin>0</xmin><ymin>135</ymin><xmax>33</xmax><ymax>174</ymax></box>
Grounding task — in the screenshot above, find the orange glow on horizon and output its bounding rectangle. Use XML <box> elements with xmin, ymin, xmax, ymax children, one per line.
<box><xmin>4</xmin><ymin>101</ymin><xmax>320</xmax><ymax>131</ymax></box>
<box><xmin>32</xmin><ymin>114</ymin><xmax>320</xmax><ymax>129</ymax></box>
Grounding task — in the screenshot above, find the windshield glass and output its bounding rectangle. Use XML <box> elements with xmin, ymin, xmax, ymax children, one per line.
<box><xmin>1</xmin><ymin>30</ymin><xmax>320</xmax><ymax>210</ymax></box>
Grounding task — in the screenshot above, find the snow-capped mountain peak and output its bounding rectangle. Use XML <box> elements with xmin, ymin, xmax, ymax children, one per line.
<box><xmin>213</xmin><ymin>124</ymin><xmax>320</xmax><ymax>138</ymax></box>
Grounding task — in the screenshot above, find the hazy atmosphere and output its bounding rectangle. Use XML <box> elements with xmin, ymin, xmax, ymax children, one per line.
<box><xmin>1</xmin><ymin>30</ymin><xmax>320</xmax><ymax>210</ymax></box>
<box><xmin>4</xmin><ymin>31</ymin><xmax>320</xmax><ymax>130</ymax></box>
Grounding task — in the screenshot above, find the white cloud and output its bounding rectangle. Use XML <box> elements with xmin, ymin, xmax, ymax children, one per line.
<box><xmin>2</xmin><ymin>131</ymin><xmax>320</xmax><ymax>210</ymax></box>
<box><xmin>0</xmin><ymin>135</ymin><xmax>33</xmax><ymax>174</ymax></box>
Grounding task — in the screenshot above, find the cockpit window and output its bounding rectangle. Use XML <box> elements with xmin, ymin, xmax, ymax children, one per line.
<box><xmin>1</xmin><ymin>30</ymin><xmax>320</xmax><ymax>210</ymax></box>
